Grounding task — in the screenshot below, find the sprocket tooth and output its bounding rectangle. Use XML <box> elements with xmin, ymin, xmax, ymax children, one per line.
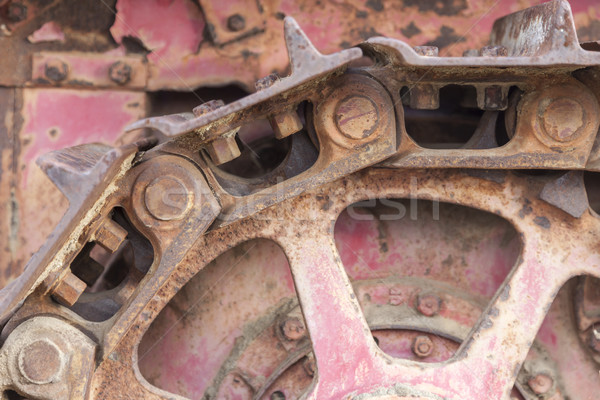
<box><xmin>539</xmin><ymin>171</ymin><xmax>589</xmax><ymax>218</ymax></box>
<box><xmin>36</xmin><ymin>143</ymin><xmax>115</xmax><ymax>199</ymax></box>
<box><xmin>489</xmin><ymin>0</ymin><xmax>579</xmax><ymax>57</ymax></box>
<box><xmin>283</xmin><ymin>16</ymin><xmax>323</xmax><ymax>74</ymax></box>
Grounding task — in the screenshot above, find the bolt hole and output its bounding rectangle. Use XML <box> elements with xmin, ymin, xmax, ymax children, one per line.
<box><xmin>270</xmin><ymin>391</ymin><xmax>286</xmax><ymax>400</ymax></box>
<box><xmin>3</xmin><ymin>390</ymin><xmax>27</xmax><ymax>400</ymax></box>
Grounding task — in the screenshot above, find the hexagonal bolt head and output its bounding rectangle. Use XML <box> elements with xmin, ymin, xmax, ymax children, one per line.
<box><xmin>108</xmin><ymin>61</ymin><xmax>132</xmax><ymax>85</ymax></box>
<box><xmin>193</xmin><ymin>99</ymin><xmax>225</xmax><ymax>117</ymax></box>
<box><xmin>335</xmin><ymin>95</ymin><xmax>380</xmax><ymax>140</ymax></box>
<box><xmin>527</xmin><ymin>373</ymin><xmax>553</xmax><ymax>395</ymax></box>
<box><xmin>478</xmin><ymin>85</ymin><xmax>509</xmax><ymax>111</ymax></box>
<box><xmin>413</xmin><ymin>46</ymin><xmax>439</xmax><ymax>57</ymax></box>
<box><xmin>94</xmin><ymin>219</ymin><xmax>128</xmax><ymax>253</ymax></box>
<box><xmin>205</xmin><ymin>135</ymin><xmax>241</xmax><ymax>165</ymax></box>
<box><xmin>408</xmin><ymin>85</ymin><xmax>440</xmax><ymax>110</ymax></box>
<box><xmin>144</xmin><ymin>176</ymin><xmax>192</xmax><ymax>221</ymax></box>
<box><xmin>416</xmin><ymin>294</ymin><xmax>441</xmax><ymax>317</ymax></box>
<box><xmin>280</xmin><ymin>317</ymin><xmax>306</xmax><ymax>341</ymax></box>
<box><xmin>7</xmin><ymin>2</ymin><xmax>27</xmax><ymax>22</ymax></box>
<box><xmin>51</xmin><ymin>271</ymin><xmax>86</xmax><ymax>307</ymax></box>
<box><xmin>44</xmin><ymin>59</ymin><xmax>69</xmax><ymax>82</ymax></box>
<box><xmin>269</xmin><ymin>109</ymin><xmax>303</xmax><ymax>139</ymax></box>
<box><xmin>388</xmin><ymin>287</ymin><xmax>407</xmax><ymax>306</ymax></box>
<box><xmin>18</xmin><ymin>339</ymin><xmax>63</xmax><ymax>384</ymax></box>
<box><xmin>480</xmin><ymin>45</ymin><xmax>508</xmax><ymax>57</ymax></box>
<box><xmin>227</xmin><ymin>14</ymin><xmax>246</xmax><ymax>32</ymax></box>
<box><xmin>411</xmin><ymin>335</ymin><xmax>434</xmax><ymax>358</ymax></box>
<box><xmin>255</xmin><ymin>73</ymin><xmax>280</xmax><ymax>91</ymax></box>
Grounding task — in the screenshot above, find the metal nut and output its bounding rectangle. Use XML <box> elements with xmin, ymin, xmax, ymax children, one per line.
<box><xmin>255</xmin><ymin>73</ymin><xmax>280</xmax><ymax>91</ymax></box>
<box><xmin>412</xmin><ymin>335</ymin><xmax>434</xmax><ymax>358</ymax></box>
<box><xmin>144</xmin><ymin>176</ymin><xmax>192</xmax><ymax>221</ymax></box>
<box><xmin>94</xmin><ymin>219</ymin><xmax>128</xmax><ymax>253</ymax></box>
<box><xmin>269</xmin><ymin>109</ymin><xmax>303</xmax><ymax>139</ymax></box>
<box><xmin>44</xmin><ymin>58</ymin><xmax>69</xmax><ymax>82</ymax></box>
<box><xmin>389</xmin><ymin>287</ymin><xmax>407</xmax><ymax>306</ymax></box>
<box><xmin>408</xmin><ymin>85</ymin><xmax>440</xmax><ymax>110</ymax></box>
<box><xmin>280</xmin><ymin>317</ymin><xmax>306</xmax><ymax>341</ymax></box>
<box><xmin>18</xmin><ymin>339</ymin><xmax>63</xmax><ymax>384</ymax></box>
<box><xmin>480</xmin><ymin>45</ymin><xmax>508</xmax><ymax>57</ymax></box>
<box><xmin>414</xmin><ymin>46</ymin><xmax>439</xmax><ymax>57</ymax></box>
<box><xmin>205</xmin><ymin>135</ymin><xmax>241</xmax><ymax>165</ymax></box>
<box><xmin>416</xmin><ymin>294</ymin><xmax>441</xmax><ymax>316</ymax></box>
<box><xmin>7</xmin><ymin>2</ymin><xmax>27</xmax><ymax>22</ymax></box>
<box><xmin>193</xmin><ymin>99</ymin><xmax>225</xmax><ymax>117</ymax></box>
<box><xmin>528</xmin><ymin>373</ymin><xmax>553</xmax><ymax>395</ymax></box>
<box><xmin>335</xmin><ymin>95</ymin><xmax>379</xmax><ymax>140</ymax></box>
<box><xmin>51</xmin><ymin>270</ymin><xmax>86</xmax><ymax>307</ymax></box>
<box><xmin>108</xmin><ymin>61</ymin><xmax>132</xmax><ymax>85</ymax></box>
<box><xmin>227</xmin><ymin>14</ymin><xmax>246</xmax><ymax>32</ymax></box>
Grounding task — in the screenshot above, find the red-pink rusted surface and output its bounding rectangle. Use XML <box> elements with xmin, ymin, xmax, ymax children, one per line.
<box><xmin>14</xmin><ymin>89</ymin><xmax>146</xmax><ymax>280</ymax></box>
<box><xmin>108</xmin><ymin>0</ymin><xmax>600</xmax><ymax>90</ymax></box>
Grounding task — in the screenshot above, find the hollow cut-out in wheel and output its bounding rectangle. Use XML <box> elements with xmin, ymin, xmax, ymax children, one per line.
<box><xmin>134</xmin><ymin>168</ymin><xmax>600</xmax><ymax>400</ymax></box>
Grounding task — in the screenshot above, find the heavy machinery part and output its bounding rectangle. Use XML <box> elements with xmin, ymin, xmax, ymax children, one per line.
<box><xmin>0</xmin><ymin>1</ymin><xmax>599</xmax><ymax>399</ymax></box>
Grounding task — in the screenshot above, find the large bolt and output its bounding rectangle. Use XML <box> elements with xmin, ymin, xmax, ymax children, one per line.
<box><xmin>144</xmin><ymin>176</ymin><xmax>192</xmax><ymax>221</ymax></box>
<box><xmin>416</xmin><ymin>294</ymin><xmax>441</xmax><ymax>317</ymax></box>
<box><xmin>540</xmin><ymin>97</ymin><xmax>585</xmax><ymax>142</ymax></box>
<box><xmin>281</xmin><ymin>317</ymin><xmax>306</xmax><ymax>341</ymax></box>
<box><xmin>411</xmin><ymin>335</ymin><xmax>434</xmax><ymax>358</ymax></box>
<box><xmin>528</xmin><ymin>373</ymin><xmax>553</xmax><ymax>395</ymax></box>
<box><xmin>227</xmin><ymin>14</ymin><xmax>246</xmax><ymax>32</ymax></box>
<box><xmin>108</xmin><ymin>61</ymin><xmax>132</xmax><ymax>85</ymax></box>
<box><xmin>18</xmin><ymin>339</ymin><xmax>63</xmax><ymax>384</ymax></box>
<box><xmin>335</xmin><ymin>95</ymin><xmax>379</xmax><ymax>140</ymax></box>
<box><xmin>51</xmin><ymin>270</ymin><xmax>87</xmax><ymax>307</ymax></box>
<box><xmin>44</xmin><ymin>58</ymin><xmax>68</xmax><ymax>82</ymax></box>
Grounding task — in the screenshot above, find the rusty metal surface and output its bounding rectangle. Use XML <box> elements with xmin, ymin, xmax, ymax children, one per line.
<box><xmin>1</xmin><ymin>1</ymin><xmax>600</xmax><ymax>400</ymax></box>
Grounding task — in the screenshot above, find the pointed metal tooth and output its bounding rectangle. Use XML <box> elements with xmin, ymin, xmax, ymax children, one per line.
<box><xmin>539</xmin><ymin>171</ymin><xmax>588</xmax><ymax>218</ymax></box>
<box><xmin>36</xmin><ymin>143</ymin><xmax>114</xmax><ymax>197</ymax></box>
<box><xmin>283</xmin><ymin>17</ymin><xmax>323</xmax><ymax>74</ymax></box>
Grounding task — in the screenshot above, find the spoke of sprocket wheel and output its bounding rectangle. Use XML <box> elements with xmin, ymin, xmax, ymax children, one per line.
<box><xmin>276</xmin><ymin>225</ymin><xmax>379</xmax><ymax>398</ymax></box>
<box><xmin>447</xmin><ymin>224</ymin><xmax>586</xmax><ymax>399</ymax></box>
